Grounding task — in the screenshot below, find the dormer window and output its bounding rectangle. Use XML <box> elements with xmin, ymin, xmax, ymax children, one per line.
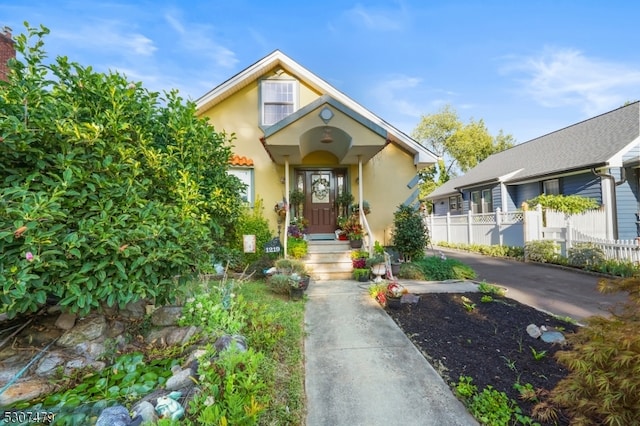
<box><xmin>261</xmin><ymin>80</ymin><xmax>296</xmax><ymax>126</ymax></box>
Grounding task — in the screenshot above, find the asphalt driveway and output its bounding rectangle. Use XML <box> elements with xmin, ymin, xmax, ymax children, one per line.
<box><xmin>432</xmin><ymin>247</ymin><xmax>628</xmax><ymax>322</ymax></box>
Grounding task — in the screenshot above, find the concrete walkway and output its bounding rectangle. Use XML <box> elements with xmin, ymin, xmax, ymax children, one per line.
<box><xmin>304</xmin><ymin>279</ymin><xmax>478</xmax><ymax>426</ymax></box>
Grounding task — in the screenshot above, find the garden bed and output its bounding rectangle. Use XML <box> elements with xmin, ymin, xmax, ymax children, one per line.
<box><xmin>386</xmin><ymin>291</ymin><xmax>580</xmax><ymax>425</ymax></box>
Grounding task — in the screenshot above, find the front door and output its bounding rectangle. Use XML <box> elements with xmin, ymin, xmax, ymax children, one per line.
<box><xmin>304</xmin><ymin>170</ymin><xmax>336</xmax><ymax>234</ymax></box>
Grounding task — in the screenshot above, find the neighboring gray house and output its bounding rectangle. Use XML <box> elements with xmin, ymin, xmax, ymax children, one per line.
<box><xmin>426</xmin><ymin>101</ymin><xmax>640</xmax><ymax>240</ymax></box>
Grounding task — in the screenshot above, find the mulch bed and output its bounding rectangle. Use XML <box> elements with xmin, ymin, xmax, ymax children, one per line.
<box><xmin>386</xmin><ymin>291</ymin><xmax>581</xmax><ymax>425</ymax></box>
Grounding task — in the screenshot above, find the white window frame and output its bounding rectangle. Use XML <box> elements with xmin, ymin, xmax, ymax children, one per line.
<box><xmin>449</xmin><ymin>195</ymin><xmax>462</xmax><ymax>213</ymax></box>
<box><xmin>227</xmin><ymin>167</ymin><xmax>254</xmax><ymax>205</ymax></box>
<box><xmin>543</xmin><ymin>179</ymin><xmax>560</xmax><ymax>195</ymax></box>
<box><xmin>482</xmin><ymin>189</ymin><xmax>493</xmax><ymax>213</ymax></box>
<box><xmin>260</xmin><ymin>80</ymin><xmax>297</xmax><ymax>126</ymax></box>
<box><xmin>470</xmin><ymin>191</ymin><xmax>480</xmax><ymax>213</ymax></box>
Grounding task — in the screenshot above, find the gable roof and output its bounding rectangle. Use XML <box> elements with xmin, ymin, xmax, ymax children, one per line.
<box><xmin>428</xmin><ymin>101</ymin><xmax>640</xmax><ymax>198</ymax></box>
<box><xmin>195</xmin><ymin>50</ymin><xmax>438</xmax><ymax>168</ymax></box>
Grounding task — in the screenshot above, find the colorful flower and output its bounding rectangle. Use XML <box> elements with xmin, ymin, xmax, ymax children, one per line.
<box><xmin>25</xmin><ymin>251</ymin><xmax>34</xmax><ymax>262</ymax></box>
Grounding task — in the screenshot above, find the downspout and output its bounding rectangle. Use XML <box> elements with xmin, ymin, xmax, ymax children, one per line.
<box><xmin>592</xmin><ymin>167</ymin><xmax>627</xmax><ymax>239</ymax></box>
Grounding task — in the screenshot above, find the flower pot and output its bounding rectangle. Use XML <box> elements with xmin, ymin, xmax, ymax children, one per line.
<box><xmin>370</xmin><ymin>263</ymin><xmax>386</xmax><ymax>282</ymax></box>
<box><xmin>300</xmin><ymin>275</ymin><xmax>311</xmax><ymax>291</ymax></box>
<box><xmin>386</xmin><ymin>296</ymin><xmax>402</xmax><ymax>310</ymax></box>
<box><xmin>391</xmin><ymin>262</ymin><xmax>401</xmax><ymax>277</ymax></box>
<box><xmin>358</xmin><ymin>274</ymin><xmax>369</xmax><ymax>282</ymax></box>
<box><xmin>349</xmin><ymin>239</ymin><xmax>363</xmax><ymax>248</ymax></box>
<box><xmin>289</xmin><ymin>287</ymin><xmax>304</xmax><ymax>301</ymax></box>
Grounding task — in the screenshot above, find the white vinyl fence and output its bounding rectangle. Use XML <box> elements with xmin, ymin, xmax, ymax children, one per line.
<box><xmin>426</xmin><ymin>208</ymin><xmax>525</xmax><ymax>247</ymax></box>
<box><xmin>426</xmin><ymin>205</ymin><xmax>640</xmax><ymax>263</ymax></box>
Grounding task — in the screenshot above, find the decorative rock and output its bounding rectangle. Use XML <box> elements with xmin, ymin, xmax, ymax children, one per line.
<box><xmin>214</xmin><ymin>334</ymin><xmax>247</xmax><ymax>353</ymax></box>
<box><xmin>120</xmin><ymin>299</ymin><xmax>147</xmax><ymax>320</ymax></box>
<box><xmin>36</xmin><ymin>351</ymin><xmax>65</xmax><ymax>376</ymax></box>
<box><xmin>165</xmin><ymin>367</ymin><xmax>195</xmax><ymax>391</ymax></box>
<box><xmin>132</xmin><ymin>401</ymin><xmax>158</xmax><ymax>424</ymax></box>
<box><xmin>74</xmin><ymin>341</ymin><xmax>107</xmax><ymax>360</ymax></box>
<box><xmin>541</xmin><ymin>330</ymin><xmax>566</xmax><ymax>344</ymax></box>
<box><xmin>0</xmin><ymin>378</ymin><xmax>54</xmax><ymax>406</ymax></box>
<box><xmin>107</xmin><ymin>320</ymin><xmax>126</xmax><ymax>338</ymax></box>
<box><xmin>401</xmin><ymin>294</ymin><xmax>420</xmax><ymax>304</ymax></box>
<box><xmin>57</xmin><ymin>315</ymin><xmax>107</xmax><ymax>347</ymax></box>
<box><xmin>55</xmin><ymin>312</ymin><xmax>77</xmax><ymax>330</ymax></box>
<box><xmin>96</xmin><ymin>405</ymin><xmax>142</xmax><ymax>426</ymax></box>
<box><xmin>526</xmin><ymin>324</ymin><xmax>542</xmax><ymax>339</ymax></box>
<box><xmin>65</xmin><ymin>357</ymin><xmax>87</xmax><ymax>373</ymax></box>
<box><xmin>166</xmin><ymin>325</ymin><xmax>200</xmax><ymax>346</ymax></box>
<box><xmin>151</xmin><ymin>306</ymin><xmax>183</xmax><ymax>326</ymax></box>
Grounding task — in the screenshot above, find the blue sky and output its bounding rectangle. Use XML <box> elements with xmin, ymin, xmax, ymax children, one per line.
<box><xmin>3</xmin><ymin>0</ymin><xmax>640</xmax><ymax>144</ymax></box>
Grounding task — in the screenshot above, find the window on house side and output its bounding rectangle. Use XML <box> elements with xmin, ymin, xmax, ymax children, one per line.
<box><xmin>543</xmin><ymin>179</ymin><xmax>560</xmax><ymax>195</ymax></box>
<box><xmin>482</xmin><ymin>189</ymin><xmax>493</xmax><ymax>213</ymax></box>
<box><xmin>449</xmin><ymin>195</ymin><xmax>463</xmax><ymax>213</ymax></box>
<box><xmin>261</xmin><ymin>80</ymin><xmax>296</xmax><ymax>125</ymax></box>
<box><xmin>471</xmin><ymin>191</ymin><xmax>480</xmax><ymax>213</ymax></box>
<box><xmin>227</xmin><ymin>168</ymin><xmax>253</xmax><ymax>204</ymax></box>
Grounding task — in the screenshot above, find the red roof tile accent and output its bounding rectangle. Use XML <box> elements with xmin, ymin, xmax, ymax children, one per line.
<box><xmin>229</xmin><ymin>154</ymin><xmax>254</xmax><ymax>167</ymax></box>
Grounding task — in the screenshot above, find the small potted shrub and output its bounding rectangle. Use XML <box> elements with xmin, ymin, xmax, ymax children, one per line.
<box><xmin>353</xmin><ymin>268</ymin><xmax>370</xmax><ymax>282</ymax></box>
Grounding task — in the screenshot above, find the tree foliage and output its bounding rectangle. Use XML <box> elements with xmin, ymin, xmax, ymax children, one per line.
<box><xmin>0</xmin><ymin>24</ymin><xmax>245</xmax><ymax>317</ymax></box>
<box><xmin>412</xmin><ymin>104</ymin><xmax>515</xmax><ymax>195</ymax></box>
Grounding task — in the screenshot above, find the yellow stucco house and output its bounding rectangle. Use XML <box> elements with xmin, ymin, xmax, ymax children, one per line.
<box><xmin>196</xmin><ymin>50</ymin><xmax>437</xmax><ymax>252</ymax></box>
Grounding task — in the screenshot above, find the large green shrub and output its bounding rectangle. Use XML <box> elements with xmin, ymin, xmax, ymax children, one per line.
<box><xmin>525</xmin><ymin>194</ymin><xmax>599</xmax><ymax>214</ymax></box>
<box><xmin>414</xmin><ymin>256</ymin><xmax>476</xmax><ymax>281</ymax></box>
<box><xmin>524</xmin><ymin>240</ymin><xmax>560</xmax><ymax>263</ymax></box>
<box><xmin>392</xmin><ymin>204</ymin><xmax>429</xmax><ymax>261</ymax></box>
<box><xmin>231</xmin><ymin>198</ymin><xmax>275</xmax><ymax>268</ymax></box>
<box><xmin>546</xmin><ymin>276</ymin><xmax>640</xmax><ymax>425</ymax></box>
<box><xmin>567</xmin><ymin>242</ymin><xmax>606</xmax><ymax>268</ymax></box>
<box><xmin>0</xmin><ymin>25</ymin><xmax>244</xmax><ymax>317</ymax></box>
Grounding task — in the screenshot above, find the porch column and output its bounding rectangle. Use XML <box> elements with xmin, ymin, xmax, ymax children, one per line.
<box><xmin>358</xmin><ymin>156</ymin><xmax>363</xmax><ymax>215</ymax></box>
<box><xmin>284</xmin><ymin>156</ymin><xmax>290</xmax><ymax>258</ymax></box>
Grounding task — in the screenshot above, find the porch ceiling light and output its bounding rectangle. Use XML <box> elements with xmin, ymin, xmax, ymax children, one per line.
<box><xmin>320</xmin><ymin>127</ymin><xmax>333</xmax><ymax>144</ymax></box>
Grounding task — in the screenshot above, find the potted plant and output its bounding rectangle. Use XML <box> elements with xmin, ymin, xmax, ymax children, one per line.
<box><xmin>274</xmin><ymin>258</ymin><xmax>311</xmax><ymax>290</ymax></box>
<box><xmin>336</xmin><ymin>191</ymin><xmax>354</xmax><ymax>217</ymax></box>
<box><xmin>289</xmin><ymin>189</ymin><xmax>305</xmax><ymax>217</ymax></box>
<box><xmin>353</xmin><ymin>268</ymin><xmax>370</xmax><ymax>282</ymax></box>
<box><xmin>350</xmin><ymin>200</ymin><xmax>371</xmax><ymax>215</ymax></box>
<box><xmin>289</xmin><ymin>275</ymin><xmax>306</xmax><ymax>301</ymax></box>
<box><xmin>384</xmin><ymin>281</ymin><xmax>407</xmax><ymax>309</ymax></box>
<box><xmin>370</xmin><ymin>280</ymin><xmax>407</xmax><ymax>309</ymax></box>
<box><xmin>343</xmin><ymin>215</ymin><xmax>364</xmax><ymax>248</ymax></box>
<box><xmin>366</xmin><ymin>254</ymin><xmax>386</xmax><ymax>282</ymax></box>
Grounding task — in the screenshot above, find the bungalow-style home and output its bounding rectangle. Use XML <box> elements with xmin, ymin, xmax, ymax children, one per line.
<box><xmin>426</xmin><ymin>101</ymin><xmax>640</xmax><ymax>240</ymax></box>
<box><xmin>195</xmin><ymin>50</ymin><xmax>437</xmax><ymax>249</ymax></box>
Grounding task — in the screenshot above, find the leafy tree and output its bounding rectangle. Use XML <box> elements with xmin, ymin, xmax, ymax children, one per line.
<box><xmin>412</xmin><ymin>104</ymin><xmax>515</xmax><ymax>195</ymax></box>
<box><xmin>0</xmin><ymin>24</ymin><xmax>244</xmax><ymax>317</ymax></box>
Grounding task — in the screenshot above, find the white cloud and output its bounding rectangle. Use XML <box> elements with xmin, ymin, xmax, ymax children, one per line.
<box><xmin>344</xmin><ymin>2</ymin><xmax>408</xmax><ymax>31</ymax></box>
<box><xmin>503</xmin><ymin>47</ymin><xmax>640</xmax><ymax>116</ymax></box>
<box><xmin>55</xmin><ymin>24</ymin><xmax>157</xmax><ymax>57</ymax></box>
<box><xmin>163</xmin><ymin>10</ymin><xmax>238</xmax><ymax>69</ymax></box>
<box><xmin>372</xmin><ymin>75</ymin><xmax>424</xmax><ymax>117</ymax></box>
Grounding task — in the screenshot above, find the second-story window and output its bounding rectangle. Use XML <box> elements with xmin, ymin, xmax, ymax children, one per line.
<box><xmin>261</xmin><ymin>80</ymin><xmax>296</xmax><ymax>126</ymax></box>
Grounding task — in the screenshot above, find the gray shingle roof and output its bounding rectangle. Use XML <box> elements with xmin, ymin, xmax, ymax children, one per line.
<box><xmin>428</xmin><ymin>101</ymin><xmax>640</xmax><ymax>198</ymax></box>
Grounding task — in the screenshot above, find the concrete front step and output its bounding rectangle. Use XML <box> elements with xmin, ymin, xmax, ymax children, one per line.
<box><xmin>305</xmin><ymin>240</ymin><xmax>355</xmax><ymax>281</ymax></box>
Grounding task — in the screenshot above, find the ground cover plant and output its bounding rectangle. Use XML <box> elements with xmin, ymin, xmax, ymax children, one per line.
<box><xmin>385</xmin><ymin>289</ymin><xmax>580</xmax><ymax>425</ymax></box>
<box><xmin>11</xmin><ymin>278</ymin><xmax>306</xmax><ymax>425</ymax></box>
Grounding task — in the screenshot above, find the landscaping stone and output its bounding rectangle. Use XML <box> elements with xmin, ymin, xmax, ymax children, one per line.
<box><xmin>36</xmin><ymin>351</ymin><xmax>65</xmax><ymax>376</ymax></box>
<box><xmin>541</xmin><ymin>330</ymin><xmax>566</xmax><ymax>344</ymax></box>
<box><xmin>214</xmin><ymin>334</ymin><xmax>247</xmax><ymax>353</ymax></box>
<box><xmin>132</xmin><ymin>400</ymin><xmax>158</xmax><ymax>423</ymax></box>
<box><xmin>165</xmin><ymin>367</ymin><xmax>195</xmax><ymax>391</ymax></box>
<box><xmin>96</xmin><ymin>405</ymin><xmax>142</xmax><ymax>426</ymax></box>
<box><xmin>0</xmin><ymin>378</ymin><xmax>54</xmax><ymax>406</ymax></box>
<box><xmin>54</xmin><ymin>312</ymin><xmax>77</xmax><ymax>330</ymax></box>
<box><xmin>526</xmin><ymin>323</ymin><xmax>542</xmax><ymax>338</ymax></box>
<box><xmin>57</xmin><ymin>315</ymin><xmax>107</xmax><ymax>347</ymax></box>
<box><xmin>151</xmin><ymin>306</ymin><xmax>183</xmax><ymax>326</ymax></box>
